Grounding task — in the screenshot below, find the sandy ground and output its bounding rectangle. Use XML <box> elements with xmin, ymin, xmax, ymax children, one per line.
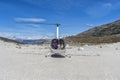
<box><xmin>0</xmin><ymin>40</ymin><xmax>120</xmax><ymax>80</ymax></box>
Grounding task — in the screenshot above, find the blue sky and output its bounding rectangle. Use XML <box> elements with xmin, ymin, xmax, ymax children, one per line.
<box><xmin>0</xmin><ymin>0</ymin><xmax>120</xmax><ymax>39</ymax></box>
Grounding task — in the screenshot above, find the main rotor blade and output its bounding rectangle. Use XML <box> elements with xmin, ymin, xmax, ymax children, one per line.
<box><xmin>61</xmin><ymin>24</ymin><xmax>83</xmax><ymax>26</ymax></box>
<box><xmin>61</xmin><ymin>24</ymin><xmax>94</xmax><ymax>27</ymax></box>
<box><xmin>16</xmin><ymin>21</ymin><xmax>56</xmax><ymax>25</ymax></box>
<box><xmin>16</xmin><ymin>21</ymin><xmax>94</xmax><ymax>27</ymax></box>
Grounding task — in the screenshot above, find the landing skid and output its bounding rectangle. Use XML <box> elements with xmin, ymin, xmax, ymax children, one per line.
<box><xmin>45</xmin><ymin>53</ymin><xmax>71</xmax><ymax>58</ymax></box>
<box><xmin>45</xmin><ymin>48</ymin><xmax>70</xmax><ymax>58</ymax></box>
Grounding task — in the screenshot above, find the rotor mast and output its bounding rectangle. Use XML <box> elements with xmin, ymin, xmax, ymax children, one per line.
<box><xmin>56</xmin><ymin>24</ymin><xmax>60</xmax><ymax>39</ymax></box>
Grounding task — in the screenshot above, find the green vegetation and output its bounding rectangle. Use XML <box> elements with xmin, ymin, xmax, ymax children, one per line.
<box><xmin>65</xmin><ymin>36</ymin><xmax>120</xmax><ymax>45</ymax></box>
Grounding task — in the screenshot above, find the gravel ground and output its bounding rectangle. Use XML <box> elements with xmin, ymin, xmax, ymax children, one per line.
<box><xmin>0</xmin><ymin>40</ymin><xmax>120</xmax><ymax>80</ymax></box>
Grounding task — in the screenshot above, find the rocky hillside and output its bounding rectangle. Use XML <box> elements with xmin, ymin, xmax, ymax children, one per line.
<box><xmin>65</xmin><ymin>20</ymin><xmax>120</xmax><ymax>45</ymax></box>
<box><xmin>78</xmin><ymin>20</ymin><xmax>120</xmax><ymax>37</ymax></box>
<box><xmin>0</xmin><ymin>37</ymin><xmax>22</xmax><ymax>44</ymax></box>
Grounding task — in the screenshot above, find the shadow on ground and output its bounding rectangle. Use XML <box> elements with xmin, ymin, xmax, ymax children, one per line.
<box><xmin>51</xmin><ymin>53</ymin><xmax>65</xmax><ymax>58</ymax></box>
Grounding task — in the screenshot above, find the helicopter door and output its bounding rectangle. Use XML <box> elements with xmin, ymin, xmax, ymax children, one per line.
<box><xmin>59</xmin><ymin>39</ymin><xmax>65</xmax><ymax>49</ymax></box>
<box><xmin>51</xmin><ymin>39</ymin><xmax>58</xmax><ymax>49</ymax></box>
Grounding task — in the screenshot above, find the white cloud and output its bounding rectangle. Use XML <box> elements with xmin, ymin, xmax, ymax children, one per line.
<box><xmin>86</xmin><ymin>1</ymin><xmax>120</xmax><ymax>18</ymax></box>
<box><xmin>0</xmin><ymin>28</ymin><xmax>69</xmax><ymax>39</ymax></box>
<box><xmin>0</xmin><ymin>32</ymin><xmax>20</xmax><ymax>38</ymax></box>
<box><xmin>85</xmin><ymin>24</ymin><xmax>94</xmax><ymax>27</ymax></box>
<box><xmin>15</xmin><ymin>18</ymin><xmax>46</xmax><ymax>22</ymax></box>
<box><xmin>103</xmin><ymin>3</ymin><xmax>113</xmax><ymax>8</ymax></box>
<box><xmin>86</xmin><ymin>2</ymin><xmax>113</xmax><ymax>17</ymax></box>
<box><xmin>27</xmin><ymin>24</ymin><xmax>43</xmax><ymax>28</ymax></box>
<box><xmin>0</xmin><ymin>32</ymin><xmax>47</xmax><ymax>39</ymax></box>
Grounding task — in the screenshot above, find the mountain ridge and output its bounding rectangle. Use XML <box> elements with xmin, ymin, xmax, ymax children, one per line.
<box><xmin>0</xmin><ymin>37</ymin><xmax>22</xmax><ymax>44</ymax></box>
<box><xmin>77</xmin><ymin>20</ymin><xmax>120</xmax><ymax>37</ymax></box>
<box><xmin>65</xmin><ymin>19</ymin><xmax>120</xmax><ymax>45</ymax></box>
<box><xmin>0</xmin><ymin>37</ymin><xmax>48</xmax><ymax>44</ymax></box>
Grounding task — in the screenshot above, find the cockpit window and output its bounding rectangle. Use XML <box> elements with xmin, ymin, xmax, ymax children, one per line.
<box><xmin>51</xmin><ymin>39</ymin><xmax>65</xmax><ymax>49</ymax></box>
<box><xmin>59</xmin><ymin>39</ymin><xmax>65</xmax><ymax>49</ymax></box>
<box><xmin>51</xmin><ymin>39</ymin><xmax>58</xmax><ymax>49</ymax></box>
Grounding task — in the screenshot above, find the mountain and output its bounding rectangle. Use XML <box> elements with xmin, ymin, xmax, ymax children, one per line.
<box><xmin>0</xmin><ymin>36</ymin><xmax>49</xmax><ymax>44</ymax></box>
<box><xmin>65</xmin><ymin>20</ymin><xmax>120</xmax><ymax>44</ymax></box>
<box><xmin>18</xmin><ymin>39</ymin><xmax>48</xmax><ymax>44</ymax></box>
<box><xmin>0</xmin><ymin>37</ymin><xmax>22</xmax><ymax>44</ymax></box>
<box><xmin>77</xmin><ymin>20</ymin><xmax>120</xmax><ymax>37</ymax></box>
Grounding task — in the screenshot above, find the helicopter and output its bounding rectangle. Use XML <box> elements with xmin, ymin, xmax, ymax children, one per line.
<box><xmin>16</xmin><ymin>21</ymin><xmax>93</xmax><ymax>58</ymax></box>
<box><xmin>17</xmin><ymin>21</ymin><xmax>71</xmax><ymax>58</ymax></box>
<box><xmin>45</xmin><ymin>23</ymin><xmax>68</xmax><ymax>58</ymax></box>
